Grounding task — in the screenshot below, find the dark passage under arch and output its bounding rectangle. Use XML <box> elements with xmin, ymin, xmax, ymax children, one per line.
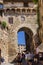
<box><xmin>17</xmin><ymin>27</ymin><xmax>33</xmax><ymax>52</ymax></box>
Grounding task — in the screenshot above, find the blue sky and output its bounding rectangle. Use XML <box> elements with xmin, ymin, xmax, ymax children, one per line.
<box><xmin>17</xmin><ymin>31</ymin><xmax>26</xmax><ymax>45</ymax></box>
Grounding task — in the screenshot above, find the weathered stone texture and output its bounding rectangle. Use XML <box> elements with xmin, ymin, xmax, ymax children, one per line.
<box><xmin>0</xmin><ymin>14</ymin><xmax>38</xmax><ymax>62</ymax></box>
<box><xmin>39</xmin><ymin>0</ymin><xmax>43</xmax><ymax>43</ymax></box>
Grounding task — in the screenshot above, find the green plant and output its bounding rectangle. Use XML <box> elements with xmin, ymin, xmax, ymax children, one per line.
<box><xmin>33</xmin><ymin>0</ymin><xmax>38</xmax><ymax>4</ymax></box>
<box><xmin>1</xmin><ymin>21</ymin><xmax>7</xmax><ymax>28</ymax></box>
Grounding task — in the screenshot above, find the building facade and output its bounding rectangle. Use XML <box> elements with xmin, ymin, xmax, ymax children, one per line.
<box><xmin>39</xmin><ymin>0</ymin><xmax>43</xmax><ymax>43</ymax></box>
<box><xmin>18</xmin><ymin>45</ymin><xmax>26</xmax><ymax>53</ymax></box>
<box><xmin>0</xmin><ymin>0</ymin><xmax>38</xmax><ymax>62</ymax></box>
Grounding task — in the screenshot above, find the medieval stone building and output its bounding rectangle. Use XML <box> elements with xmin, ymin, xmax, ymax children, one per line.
<box><xmin>35</xmin><ymin>0</ymin><xmax>43</xmax><ymax>54</ymax></box>
<box><xmin>0</xmin><ymin>0</ymin><xmax>39</xmax><ymax>62</ymax></box>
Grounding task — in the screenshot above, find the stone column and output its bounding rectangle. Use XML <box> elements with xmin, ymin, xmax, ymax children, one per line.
<box><xmin>15</xmin><ymin>8</ymin><xmax>17</xmax><ymax>13</ymax></box>
<box><xmin>25</xmin><ymin>8</ymin><xmax>28</xmax><ymax>13</ymax></box>
<box><xmin>30</xmin><ymin>8</ymin><xmax>33</xmax><ymax>13</ymax></box>
<box><xmin>20</xmin><ymin>8</ymin><xmax>22</xmax><ymax>14</ymax></box>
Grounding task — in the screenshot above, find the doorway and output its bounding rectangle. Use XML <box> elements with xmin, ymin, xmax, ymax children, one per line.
<box><xmin>17</xmin><ymin>27</ymin><xmax>33</xmax><ymax>52</ymax></box>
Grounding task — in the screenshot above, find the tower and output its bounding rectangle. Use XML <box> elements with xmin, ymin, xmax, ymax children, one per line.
<box><xmin>0</xmin><ymin>0</ymin><xmax>38</xmax><ymax>62</ymax></box>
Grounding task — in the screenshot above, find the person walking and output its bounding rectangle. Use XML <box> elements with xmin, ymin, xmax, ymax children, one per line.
<box><xmin>22</xmin><ymin>53</ymin><xmax>28</xmax><ymax>65</ymax></box>
<box><xmin>17</xmin><ymin>53</ymin><xmax>22</xmax><ymax>65</ymax></box>
<box><xmin>32</xmin><ymin>55</ymin><xmax>43</xmax><ymax>65</ymax></box>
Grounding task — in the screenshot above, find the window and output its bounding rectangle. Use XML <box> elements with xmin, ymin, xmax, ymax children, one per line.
<box><xmin>24</xmin><ymin>3</ymin><xmax>28</xmax><ymax>7</ymax></box>
<box><xmin>21</xmin><ymin>16</ymin><xmax>25</xmax><ymax>21</ymax></box>
<box><xmin>8</xmin><ymin>17</ymin><xmax>13</xmax><ymax>24</ymax></box>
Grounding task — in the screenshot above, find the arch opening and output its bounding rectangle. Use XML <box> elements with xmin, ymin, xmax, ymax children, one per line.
<box><xmin>17</xmin><ymin>27</ymin><xmax>33</xmax><ymax>53</ymax></box>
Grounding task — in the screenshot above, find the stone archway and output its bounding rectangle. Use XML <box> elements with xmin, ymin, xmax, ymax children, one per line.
<box><xmin>17</xmin><ymin>27</ymin><xmax>34</xmax><ymax>52</ymax></box>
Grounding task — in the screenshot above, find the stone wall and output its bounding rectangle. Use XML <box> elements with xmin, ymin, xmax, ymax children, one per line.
<box><xmin>0</xmin><ymin>29</ymin><xmax>8</xmax><ymax>62</ymax></box>
<box><xmin>0</xmin><ymin>14</ymin><xmax>38</xmax><ymax>62</ymax></box>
